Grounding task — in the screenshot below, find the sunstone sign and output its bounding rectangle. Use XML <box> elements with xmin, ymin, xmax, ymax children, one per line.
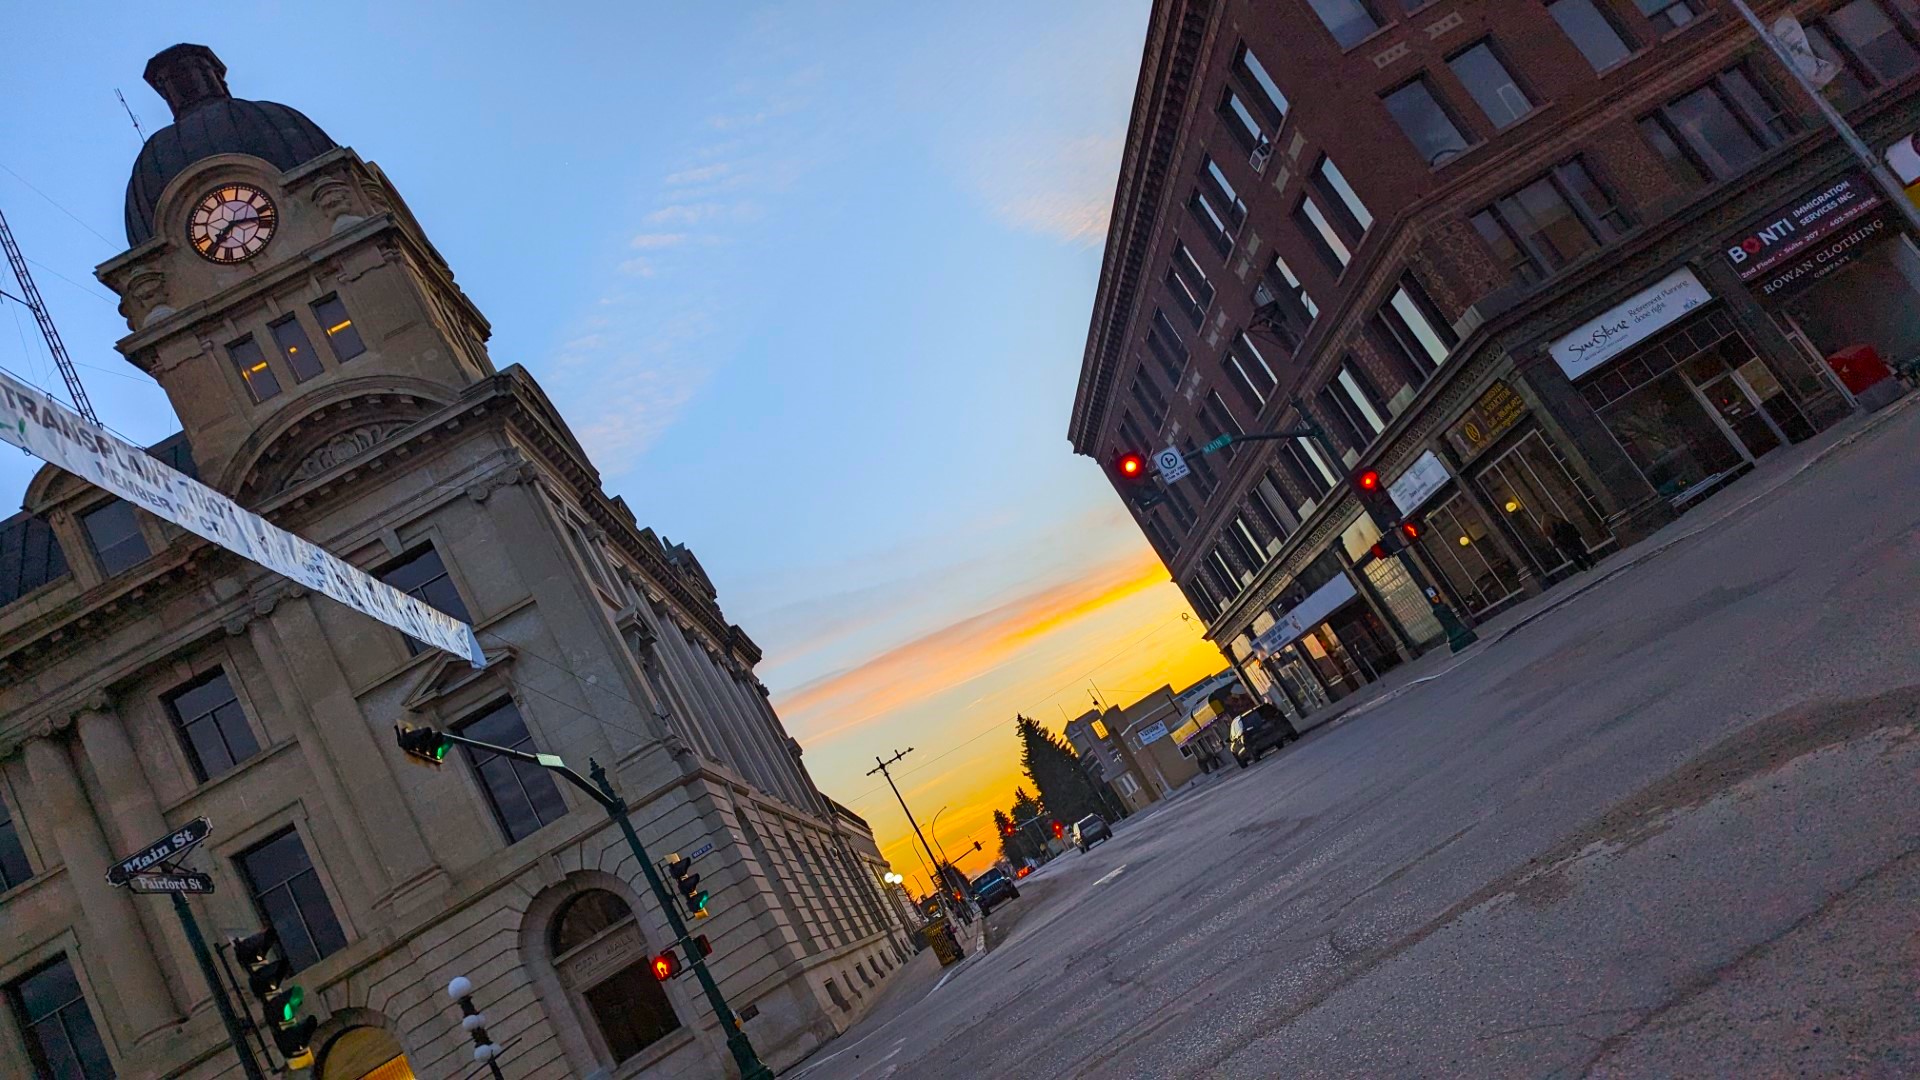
<box><xmin>0</xmin><ymin>372</ymin><xmax>486</xmax><ymax>667</ymax></box>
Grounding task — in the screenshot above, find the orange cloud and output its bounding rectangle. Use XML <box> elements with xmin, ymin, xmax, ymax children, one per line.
<box><xmin>775</xmin><ymin>548</ymin><xmax>1171</xmax><ymax>743</ymax></box>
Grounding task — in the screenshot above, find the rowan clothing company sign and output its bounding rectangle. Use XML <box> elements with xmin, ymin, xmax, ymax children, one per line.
<box><xmin>1746</xmin><ymin>209</ymin><xmax>1895</xmax><ymax>299</ymax></box>
<box><xmin>0</xmin><ymin>372</ymin><xmax>486</xmax><ymax>667</ymax></box>
<box><xmin>1723</xmin><ymin>173</ymin><xmax>1883</xmax><ymax>282</ymax></box>
<box><xmin>1549</xmin><ymin>268</ymin><xmax>1712</xmax><ymax>382</ymax></box>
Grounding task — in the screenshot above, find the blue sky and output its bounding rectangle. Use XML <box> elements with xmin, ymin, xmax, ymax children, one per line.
<box><xmin>1</xmin><ymin>2</ymin><xmax>1225</xmax><ymax>870</ymax></box>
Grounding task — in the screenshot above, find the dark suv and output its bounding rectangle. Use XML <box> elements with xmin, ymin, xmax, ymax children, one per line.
<box><xmin>1229</xmin><ymin>706</ymin><xmax>1294</xmax><ymax>767</ymax></box>
<box><xmin>970</xmin><ymin>868</ymin><xmax>1020</xmax><ymax>914</ymax></box>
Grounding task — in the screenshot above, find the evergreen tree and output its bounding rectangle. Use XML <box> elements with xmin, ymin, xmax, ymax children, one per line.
<box><xmin>1016</xmin><ymin>714</ymin><xmax>1106</xmax><ymax>827</ymax></box>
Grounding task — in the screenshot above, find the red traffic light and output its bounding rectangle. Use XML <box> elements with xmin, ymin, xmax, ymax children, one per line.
<box><xmin>1356</xmin><ymin>469</ymin><xmax>1381</xmax><ymax>491</ymax></box>
<box><xmin>1113</xmin><ymin>451</ymin><xmax>1152</xmax><ymax>486</ymax></box>
<box><xmin>1051</xmin><ymin>820</ymin><xmax>1064</xmax><ymax>839</ymax></box>
<box><xmin>1119</xmin><ymin>453</ymin><xmax>1145</xmax><ymax>476</ymax></box>
<box><xmin>1370</xmin><ymin>542</ymin><xmax>1388</xmax><ymax>561</ymax></box>
<box><xmin>652</xmin><ymin>952</ymin><xmax>681</xmax><ymax>981</ymax></box>
<box><xmin>1400</xmin><ymin>521</ymin><xmax>1421</xmax><ymax>540</ymax></box>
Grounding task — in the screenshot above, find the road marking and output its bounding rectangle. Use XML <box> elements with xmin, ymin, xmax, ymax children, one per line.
<box><xmin>1092</xmin><ymin>863</ymin><xmax>1128</xmax><ymax>887</ymax></box>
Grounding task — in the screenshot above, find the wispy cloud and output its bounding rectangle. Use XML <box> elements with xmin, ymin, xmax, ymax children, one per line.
<box><xmin>969</xmin><ymin>133</ymin><xmax>1120</xmax><ymax>248</ymax></box>
<box><xmin>645</xmin><ymin>203</ymin><xmax>725</xmax><ymax>226</ymax></box>
<box><xmin>664</xmin><ymin>163</ymin><xmax>731</xmax><ymax>186</ymax></box>
<box><xmin>774</xmin><ymin>548</ymin><xmax>1171</xmax><ymax>743</ymax></box>
<box><xmin>629</xmin><ymin>232</ymin><xmax>688</xmax><ymax>249</ymax></box>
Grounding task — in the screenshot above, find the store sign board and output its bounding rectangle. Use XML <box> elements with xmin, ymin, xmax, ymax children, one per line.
<box><xmin>1388</xmin><ymin>451</ymin><xmax>1451</xmax><ymax>516</ymax></box>
<box><xmin>1134</xmin><ymin>720</ymin><xmax>1170</xmax><ymax>747</ymax></box>
<box><xmin>1549</xmin><ymin>268</ymin><xmax>1712</xmax><ymax>382</ymax></box>
<box><xmin>0</xmin><ymin>372</ymin><xmax>486</xmax><ymax>668</ymax></box>
<box><xmin>1253</xmin><ymin>573</ymin><xmax>1357</xmax><ymax>654</ymax></box>
<box><xmin>1749</xmin><ymin>208</ymin><xmax>1895</xmax><ymax>300</ymax></box>
<box><xmin>1722</xmin><ymin>173</ymin><xmax>1882</xmax><ymax>282</ymax></box>
<box><xmin>1446</xmin><ymin>380</ymin><xmax>1527</xmax><ymax>458</ymax></box>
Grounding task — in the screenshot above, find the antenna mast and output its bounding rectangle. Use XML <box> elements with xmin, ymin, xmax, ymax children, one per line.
<box><xmin>116</xmin><ymin>89</ymin><xmax>148</xmax><ymax>143</ymax></box>
<box><xmin>0</xmin><ymin>206</ymin><xmax>99</xmax><ymax>422</ymax></box>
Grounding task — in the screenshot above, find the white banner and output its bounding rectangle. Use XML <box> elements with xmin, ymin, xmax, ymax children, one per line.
<box><xmin>1253</xmin><ymin>573</ymin><xmax>1358</xmax><ymax>654</ymax></box>
<box><xmin>1388</xmin><ymin>450</ymin><xmax>1451</xmax><ymax>517</ymax></box>
<box><xmin>1549</xmin><ymin>268</ymin><xmax>1712</xmax><ymax>382</ymax></box>
<box><xmin>0</xmin><ymin>372</ymin><xmax>486</xmax><ymax>667</ymax></box>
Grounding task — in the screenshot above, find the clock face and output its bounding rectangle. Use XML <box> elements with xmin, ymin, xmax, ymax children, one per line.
<box><xmin>188</xmin><ymin>185</ymin><xmax>278</xmax><ymax>263</ymax></box>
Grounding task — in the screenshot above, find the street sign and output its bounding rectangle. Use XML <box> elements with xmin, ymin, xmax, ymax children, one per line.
<box><xmin>686</xmin><ymin>842</ymin><xmax>715</xmax><ymax>861</ymax></box>
<box><xmin>126</xmin><ymin>871</ymin><xmax>215</xmax><ymax>895</ymax></box>
<box><xmin>1153</xmin><ymin>447</ymin><xmax>1189</xmax><ymax>484</ymax></box>
<box><xmin>109</xmin><ymin>818</ymin><xmax>212</xmax><ymax>886</ymax></box>
<box><xmin>1201</xmin><ymin>434</ymin><xmax>1233</xmax><ymax>455</ymax></box>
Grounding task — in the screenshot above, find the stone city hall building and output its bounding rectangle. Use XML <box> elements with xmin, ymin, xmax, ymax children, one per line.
<box><xmin>0</xmin><ymin>45</ymin><xmax>910</xmax><ymax>1080</ymax></box>
<box><xmin>1070</xmin><ymin>0</ymin><xmax>1920</xmax><ymax>713</ymax></box>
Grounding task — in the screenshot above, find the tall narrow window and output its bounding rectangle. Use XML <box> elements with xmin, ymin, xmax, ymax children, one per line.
<box><xmin>1307</xmin><ymin>0</ymin><xmax>1383</xmax><ymax>47</ymax></box>
<box><xmin>1548</xmin><ymin>0</ymin><xmax>1635</xmax><ymax>71</ymax></box>
<box><xmin>1296</xmin><ymin>196</ymin><xmax>1352</xmax><ymax>272</ymax></box>
<box><xmin>1311</xmin><ymin>156</ymin><xmax>1373</xmax><ymax>240</ymax></box>
<box><xmin>1131</xmin><ymin>375</ymin><xmax>1169</xmax><ymax>431</ymax></box>
<box><xmin>1375</xmin><ymin>273</ymin><xmax>1458</xmax><ymax>380</ymax></box>
<box><xmin>1147</xmin><ymin>309</ymin><xmax>1188</xmax><ymax>386</ymax></box>
<box><xmin>227</xmin><ymin>334</ymin><xmax>281</xmax><ymax>403</ymax></box>
<box><xmin>1224</xmin><ymin>332</ymin><xmax>1281</xmax><ymax>410</ymax></box>
<box><xmin>1634</xmin><ymin>0</ymin><xmax>1700</xmax><ymax>34</ymax></box>
<box><xmin>1219</xmin><ymin>89</ymin><xmax>1269</xmax><ymax>151</ymax></box>
<box><xmin>311</xmin><ymin>295</ymin><xmax>366</xmax><ymax>361</ymax></box>
<box><xmin>1263</xmin><ymin>253</ymin><xmax>1319</xmax><ymax>336</ymax></box>
<box><xmin>1819</xmin><ymin>1</ymin><xmax>1920</xmax><ymax>89</ymax></box>
<box><xmin>1384</xmin><ymin>76</ymin><xmax>1472</xmax><ymax>164</ymax></box>
<box><xmin>1318</xmin><ymin>386</ymin><xmax>1367</xmax><ymax>451</ymax></box>
<box><xmin>379</xmin><ymin>545</ymin><xmax>474</xmax><ymax>655</ymax></box>
<box><xmin>1236</xmin><ymin>44</ymin><xmax>1289</xmax><ymax>121</ymax></box>
<box><xmin>1448</xmin><ymin>41</ymin><xmax>1534</xmax><ymax>129</ymax></box>
<box><xmin>1230</xmin><ymin>516</ymin><xmax>1268</xmax><ymax>570</ymax></box>
<box><xmin>1190</xmin><ymin>188</ymin><xmax>1238</xmax><ymax>256</ymax></box>
<box><xmin>458</xmin><ymin>701</ymin><xmax>569</xmax><ymax>843</ymax></box>
<box><xmin>238</xmin><ymin>828</ymin><xmax>347</xmax><ymax>971</ymax></box>
<box><xmin>0</xmin><ymin>786</ymin><xmax>31</xmax><ymax>890</ymax></box>
<box><xmin>163</xmin><ymin>668</ymin><xmax>262</xmax><ymax>782</ymax></box>
<box><xmin>1211</xmin><ymin>547</ymin><xmax>1247</xmax><ymax>590</ymax></box>
<box><xmin>81</xmin><ymin>499</ymin><xmax>149</xmax><ymax>576</ymax></box>
<box><xmin>268</xmin><ymin>315</ymin><xmax>324</xmax><ymax>382</ymax></box>
<box><xmin>1201</xmin><ymin>156</ymin><xmax>1247</xmax><ymax>230</ymax></box>
<box><xmin>1203</xmin><ymin>390</ymin><xmax>1244</xmax><ymax>458</ymax></box>
<box><xmin>1187</xmin><ymin>575</ymin><xmax>1223</xmax><ymax>622</ymax></box>
<box><xmin>7</xmin><ymin>956</ymin><xmax>113</xmax><ymax>1080</ymax></box>
<box><xmin>1249</xmin><ymin>478</ymin><xmax>1295</xmax><ymax>548</ymax></box>
<box><xmin>1338</xmin><ymin>360</ymin><xmax>1392</xmax><ymax>433</ymax></box>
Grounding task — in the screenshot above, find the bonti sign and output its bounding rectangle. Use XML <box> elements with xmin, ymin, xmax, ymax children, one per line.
<box><xmin>0</xmin><ymin>372</ymin><xmax>485</xmax><ymax>668</ymax></box>
<box><xmin>1723</xmin><ymin>173</ymin><xmax>1882</xmax><ymax>283</ymax></box>
<box><xmin>109</xmin><ymin>817</ymin><xmax>211</xmax><ymax>886</ymax></box>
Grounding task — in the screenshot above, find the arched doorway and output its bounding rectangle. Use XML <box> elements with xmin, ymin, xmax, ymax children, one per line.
<box><xmin>549</xmin><ymin>889</ymin><xmax>682</xmax><ymax>1064</ymax></box>
<box><xmin>319</xmin><ymin>1025</ymin><xmax>413</xmax><ymax>1080</ymax></box>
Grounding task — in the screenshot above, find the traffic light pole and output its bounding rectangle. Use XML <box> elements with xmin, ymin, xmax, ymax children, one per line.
<box><xmin>171</xmin><ymin>894</ymin><xmax>268</xmax><ymax>1080</ymax></box>
<box><xmin>429</xmin><ymin>732</ymin><xmax>773</xmax><ymax>1080</ymax></box>
<box><xmin>1202</xmin><ymin>399</ymin><xmax>1477</xmax><ymax>651</ymax></box>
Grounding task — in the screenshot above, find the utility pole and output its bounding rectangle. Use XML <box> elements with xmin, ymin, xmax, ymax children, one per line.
<box><xmin>1725</xmin><ymin>0</ymin><xmax>1920</xmax><ymax>236</ymax></box>
<box><xmin>868</xmin><ymin>748</ymin><xmax>975</xmax><ymax>926</ymax></box>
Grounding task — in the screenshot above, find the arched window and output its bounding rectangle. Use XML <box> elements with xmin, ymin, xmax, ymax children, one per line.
<box><xmin>548</xmin><ymin>889</ymin><xmax>680</xmax><ymax>1063</ymax></box>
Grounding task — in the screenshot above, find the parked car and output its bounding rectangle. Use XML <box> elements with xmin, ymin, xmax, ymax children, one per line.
<box><xmin>1229</xmin><ymin>707</ymin><xmax>1293</xmax><ymax>767</ymax></box>
<box><xmin>1072</xmin><ymin>815</ymin><xmax>1111</xmax><ymax>851</ymax></box>
<box><xmin>970</xmin><ymin>867</ymin><xmax>1020</xmax><ymax>914</ymax></box>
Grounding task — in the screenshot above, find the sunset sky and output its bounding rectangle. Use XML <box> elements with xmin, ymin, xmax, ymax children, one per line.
<box><xmin>0</xmin><ymin>1</ymin><xmax>1228</xmax><ymax>885</ymax></box>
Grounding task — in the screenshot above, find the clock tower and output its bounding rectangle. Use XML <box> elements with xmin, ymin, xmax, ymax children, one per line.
<box><xmin>97</xmin><ymin>42</ymin><xmax>497</xmax><ymax>504</ymax></box>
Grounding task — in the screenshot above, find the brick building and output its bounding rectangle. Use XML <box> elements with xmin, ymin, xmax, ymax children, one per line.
<box><xmin>0</xmin><ymin>45</ymin><xmax>911</xmax><ymax>1080</ymax></box>
<box><xmin>1070</xmin><ymin>0</ymin><xmax>1920</xmax><ymax>712</ymax></box>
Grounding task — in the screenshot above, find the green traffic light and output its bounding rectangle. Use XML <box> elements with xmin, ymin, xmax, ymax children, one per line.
<box><xmin>279</xmin><ymin>985</ymin><xmax>303</xmax><ymax>1022</ymax></box>
<box><xmin>692</xmin><ymin>889</ymin><xmax>709</xmax><ymax>913</ymax></box>
<box><xmin>432</xmin><ymin>740</ymin><xmax>448</xmax><ymax>762</ymax></box>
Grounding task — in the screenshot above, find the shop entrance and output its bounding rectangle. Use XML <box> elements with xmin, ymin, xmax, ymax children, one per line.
<box><xmin>1422</xmin><ymin>490</ymin><xmax>1525</xmax><ymax>618</ymax></box>
<box><xmin>1694</xmin><ymin>368</ymin><xmax>1782</xmax><ymax>458</ymax></box>
<box><xmin>1476</xmin><ymin>430</ymin><xmax>1611</xmax><ymax>577</ymax></box>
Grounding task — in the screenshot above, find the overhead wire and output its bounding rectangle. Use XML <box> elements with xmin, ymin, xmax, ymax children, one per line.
<box><xmin>0</xmin><ymin>161</ymin><xmax>118</xmax><ymax>249</ymax></box>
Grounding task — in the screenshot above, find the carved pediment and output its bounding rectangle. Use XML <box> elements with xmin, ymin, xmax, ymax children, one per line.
<box><xmin>287</xmin><ymin>422</ymin><xmax>411</xmax><ymax>485</ymax></box>
<box><xmin>234</xmin><ymin>391</ymin><xmax>437</xmax><ymax>502</ymax></box>
<box><xmin>401</xmin><ymin>644</ymin><xmax>517</xmax><ymax>714</ymax></box>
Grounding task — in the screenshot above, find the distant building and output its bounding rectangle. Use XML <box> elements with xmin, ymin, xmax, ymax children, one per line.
<box><xmin>1064</xmin><ymin>709</ymin><xmax>1156</xmax><ymax>813</ymax></box>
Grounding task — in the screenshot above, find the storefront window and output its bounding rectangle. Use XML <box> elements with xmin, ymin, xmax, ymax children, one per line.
<box><xmin>1477</xmin><ymin>431</ymin><xmax>1610</xmax><ymax>574</ymax></box>
<box><xmin>1778</xmin><ymin>234</ymin><xmax>1920</xmax><ymax>371</ymax></box>
<box><xmin>1422</xmin><ymin>492</ymin><xmax>1525</xmax><ymax>617</ymax></box>
<box><xmin>1362</xmin><ymin>556</ymin><xmax>1446</xmax><ymax>646</ymax></box>
<box><xmin>1602</xmin><ymin>372</ymin><xmax>1746</xmax><ymax>499</ymax></box>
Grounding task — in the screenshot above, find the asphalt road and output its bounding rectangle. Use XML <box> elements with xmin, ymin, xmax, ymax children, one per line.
<box><xmin>792</xmin><ymin>401</ymin><xmax>1920</xmax><ymax>1079</ymax></box>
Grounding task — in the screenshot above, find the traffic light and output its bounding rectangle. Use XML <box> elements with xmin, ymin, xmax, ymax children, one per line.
<box><xmin>1350</xmin><ymin>466</ymin><xmax>1404</xmax><ymax>533</ymax></box>
<box><xmin>1113</xmin><ymin>450</ymin><xmax>1150</xmax><ymax>484</ymax></box>
<box><xmin>973</xmin><ymin>840</ymin><xmax>983</xmax><ymax>852</ymax></box>
<box><xmin>1001</xmin><ymin>821</ymin><xmax>1014</xmax><ymax>837</ymax></box>
<box><xmin>1368</xmin><ymin>521</ymin><xmax>1424</xmax><ymax>561</ymax></box>
<box><xmin>665</xmin><ymin>854</ymin><xmax>709</xmax><ymax>918</ymax></box>
<box><xmin>233</xmin><ymin>929</ymin><xmax>316</xmax><ymax>1069</ymax></box>
<box><xmin>1051</xmin><ymin>820</ymin><xmax>1064</xmax><ymax>840</ymax></box>
<box><xmin>652</xmin><ymin>951</ymin><xmax>682</xmax><ymax>981</ymax></box>
<box><xmin>693</xmin><ymin>934</ymin><xmax>712</xmax><ymax>958</ymax></box>
<box><xmin>395</xmin><ymin>723</ymin><xmax>451</xmax><ymax>766</ymax></box>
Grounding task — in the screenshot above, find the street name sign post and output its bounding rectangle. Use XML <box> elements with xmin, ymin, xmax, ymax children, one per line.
<box><xmin>126</xmin><ymin>871</ymin><xmax>216</xmax><ymax>894</ymax></box>
<box><xmin>685</xmin><ymin>841</ymin><xmax>716</xmax><ymax>861</ymax></box>
<box><xmin>1154</xmin><ymin>446</ymin><xmax>1190</xmax><ymax>484</ymax></box>
<box><xmin>106</xmin><ymin>820</ymin><xmax>266</xmax><ymax>1080</ymax></box>
<box><xmin>107</xmin><ymin>816</ymin><xmax>210</xmax><ymax>885</ymax></box>
<box><xmin>0</xmin><ymin>371</ymin><xmax>485</xmax><ymax>668</ymax></box>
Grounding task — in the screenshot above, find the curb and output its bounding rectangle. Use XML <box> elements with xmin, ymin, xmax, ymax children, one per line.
<box><xmin>1314</xmin><ymin>390</ymin><xmax>1918</xmax><ymax>728</ymax></box>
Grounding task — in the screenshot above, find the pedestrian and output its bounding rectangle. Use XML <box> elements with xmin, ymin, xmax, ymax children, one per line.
<box><xmin>1549</xmin><ymin>518</ymin><xmax>1595</xmax><ymax>573</ymax></box>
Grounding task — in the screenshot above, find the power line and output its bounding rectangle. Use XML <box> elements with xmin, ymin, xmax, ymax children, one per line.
<box><xmin>0</xmin><ymin>162</ymin><xmax>117</xmax><ymax>249</ymax></box>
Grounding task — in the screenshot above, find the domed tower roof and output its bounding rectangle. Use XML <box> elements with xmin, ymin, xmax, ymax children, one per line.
<box><xmin>123</xmin><ymin>44</ymin><xmax>337</xmax><ymax>246</ymax></box>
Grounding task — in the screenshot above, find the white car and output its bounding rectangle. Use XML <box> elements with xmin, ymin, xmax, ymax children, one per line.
<box><xmin>1071</xmin><ymin>815</ymin><xmax>1111</xmax><ymax>851</ymax></box>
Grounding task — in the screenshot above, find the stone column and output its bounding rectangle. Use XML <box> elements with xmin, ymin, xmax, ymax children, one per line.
<box><xmin>23</xmin><ymin>729</ymin><xmax>179</xmax><ymax>1042</ymax></box>
<box><xmin>71</xmin><ymin>701</ymin><xmax>205</xmax><ymax>1009</ymax></box>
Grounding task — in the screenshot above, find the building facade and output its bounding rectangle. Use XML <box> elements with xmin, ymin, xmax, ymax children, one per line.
<box><xmin>1070</xmin><ymin>0</ymin><xmax>1920</xmax><ymax>709</ymax></box>
<box><xmin>0</xmin><ymin>46</ymin><xmax>909</xmax><ymax>1080</ymax></box>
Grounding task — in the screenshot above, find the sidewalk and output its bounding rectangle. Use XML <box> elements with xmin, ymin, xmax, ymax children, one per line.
<box><xmin>1289</xmin><ymin>388</ymin><xmax>1920</xmax><ymax>735</ymax></box>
